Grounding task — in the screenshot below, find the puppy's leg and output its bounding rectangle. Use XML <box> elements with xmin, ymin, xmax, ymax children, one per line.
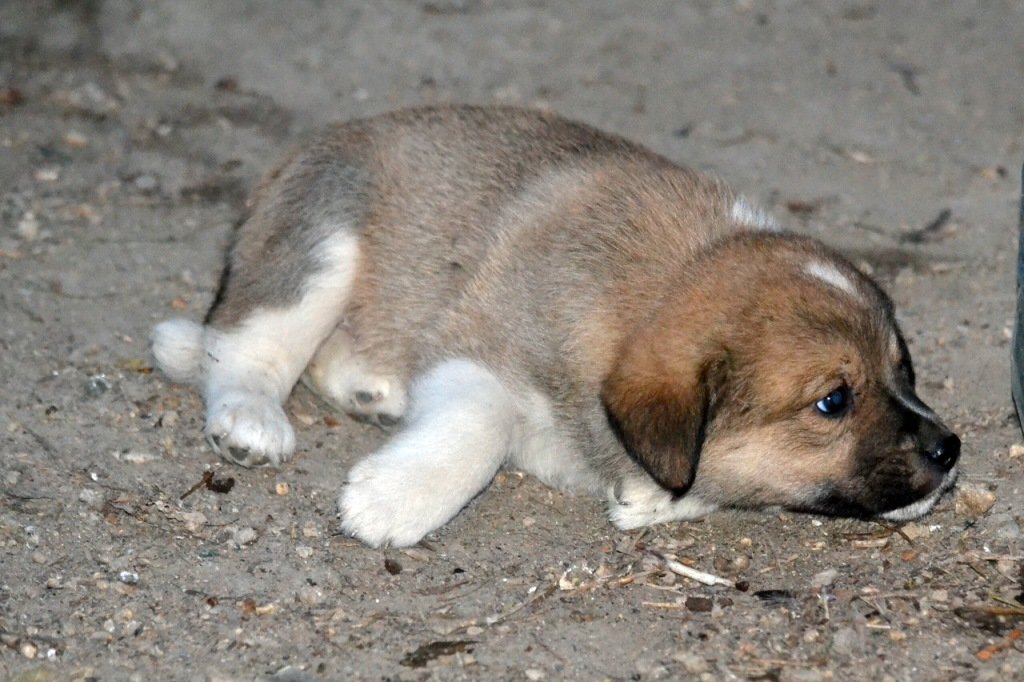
<box><xmin>304</xmin><ymin>328</ymin><xmax>408</xmax><ymax>428</ymax></box>
<box><xmin>153</xmin><ymin>233</ymin><xmax>359</xmax><ymax>467</ymax></box>
<box><xmin>338</xmin><ymin>359</ymin><xmax>516</xmax><ymax>547</ymax></box>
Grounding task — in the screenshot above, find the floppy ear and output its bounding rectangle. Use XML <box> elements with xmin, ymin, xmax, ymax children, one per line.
<box><xmin>601</xmin><ymin>345</ymin><xmax>716</xmax><ymax>495</ymax></box>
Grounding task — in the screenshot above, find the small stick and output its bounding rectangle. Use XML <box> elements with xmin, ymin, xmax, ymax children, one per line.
<box><xmin>180</xmin><ymin>471</ymin><xmax>213</xmax><ymax>500</ymax></box>
<box><xmin>650</xmin><ymin>551</ymin><xmax>737</xmax><ymax>588</ymax></box>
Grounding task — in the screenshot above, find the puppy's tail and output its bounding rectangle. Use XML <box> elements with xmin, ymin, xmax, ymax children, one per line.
<box><xmin>151</xmin><ymin>318</ymin><xmax>206</xmax><ymax>384</ymax></box>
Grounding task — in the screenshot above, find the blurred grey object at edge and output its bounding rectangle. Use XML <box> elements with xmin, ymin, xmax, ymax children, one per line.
<box><xmin>1012</xmin><ymin>163</ymin><xmax>1024</xmax><ymax>431</ymax></box>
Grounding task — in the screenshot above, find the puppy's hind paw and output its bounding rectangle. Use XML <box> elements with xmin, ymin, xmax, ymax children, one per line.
<box><xmin>205</xmin><ymin>389</ymin><xmax>296</xmax><ymax>467</ymax></box>
<box><xmin>302</xmin><ymin>364</ymin><xmax>407</xmax><ymax>430</ymax></box>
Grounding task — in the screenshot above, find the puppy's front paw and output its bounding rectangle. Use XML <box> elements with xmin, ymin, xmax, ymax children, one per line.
<box><xmin>205</xmin><ymin>389</ymin><xmax>295</xmax><ymax>467</ymax></box>
<box><xmin>337</xmin><ymin>456</ymin><xmax>442</xmax><ymax>547</ymax></box>
<box><xmin>607</xmin><ymin>476</ymin><xmax>717</xmax><ymax>529</ymax></box>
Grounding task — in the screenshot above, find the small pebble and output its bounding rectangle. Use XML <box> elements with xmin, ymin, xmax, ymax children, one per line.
<box><xmin>179</xmin><ymin>510</ymin><xmax>208</xmax><ymax>534</ymax></box>
<box><xmin>295</xmin><ymin>545</ymin><xmax>314</xmax><ymax>559</ymax></box>
<box><xmin>118</xmin><ymin>571</ymin><xmax>139</xmax><ymax>585</ymax></box>
<box><xmin>275</xmin><ymin>482</ymin><xmax>290</xmax><ymax>496</ymax></box>
<box><xmin>134</xmin><ymin>174</ymin><xmax>159</xmax><ymax>193</ymax></box>
<box><xmin>24</xmin><ymin>525</ymin><xmax>41</xmax><ymax>546</ymax></box>
<box><xmin>898</xmin><ymin>522</ymin><xmax>930</xmax><ymax>540</ymax></box>
<box><xmin>954</xmin><ymin>483</ymin><xmax>996</xmax><ymax>519</ymax></box>
<box><xmin>32</xmin><ymin>552</ymin><xmax>48</xmax><ymax>565</ymax></box>
<box><xmin>120</xmin><ymin>450</ymin><xmax>159</xmax><ymax>464</ymax></box>
<box><xmin>524</xmin><ymin>669</ymin><xmax>545</xmax><ymax>681</ymax></box>
<box><xmin>78</xmin><ymin>488</ymin><xmax>105</xmax><ymax>509</ymax></box>
<box><xmin>811</xmin><ymin>568</ymin><xmax>838</xmax><ymax>588</ymax></box>
<box><xmin>672</xmin><ymin>652</ymin><xmax>709</xmax><ymax>674</ymax></box>
<box><xmin>268</xmin><ymin>666</ymin><xmax>316</xmax><ymax>682</ymax></box>
<box><xmin>63</xmin><ymin>130</ymin><xmax>89</xmax><ymax>148</ymax></box>
<box><xmin>84</xmin><ymin>375</ymin><xmax>111</xmax><ymax>397</ymax></box>
<box><xmin>401</xmin><ymin>547</ymin><xmax>432</xmax><ymax>563</ymax></box>
<box><xmin>1010</xmin><ymin>443</ymin><xmax>1024</xmax><ymax>459</ymax></box>
<box><xmin>297</xmin><ymin>586</ymin><xmax>323</xmax><ymax>607</ymax></box>
<box><xmin>34</xmin><ymin>167</ymin><xmax>60</xmax><ymax>182</ymax></box>
<box><xmin>233</xmin><ymin>527</ymin><xmax>258</xmax><ymax>546</ymax></box>
<box><xmin>685</xmin><ymin>596</ymin><xmax>713</xmax><ymax>613</ymax></box>
<box><xmin>17</xmin><ymin>212</ymin><xmax>40</xmax><ymax>241</ymax></box>
<box><xmin>465</xmin><ymin>625</ymin><xmax>484</xmax><ymax>637</ymax></box>
<box><xmin>712</xmin><ymin>553</ymin><xmax>750</xmax><ymax>575</ymax></box>
<box><xmin>830</xmin><ymin>626</ymin><xmax>862</xmax><ymax>656</ymax></box>
<box><xmin>20</xmin><ymin>641</ymin><xmax>38</xmax><ymax>659</ymax></box>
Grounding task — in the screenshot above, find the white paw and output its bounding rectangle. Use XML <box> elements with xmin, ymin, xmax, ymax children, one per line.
<box><xmin>205</xmin><ymin>389</ymin><xmax>295</xmax><ymax>467</ymax></box>
<box><xmin>305</xmin><ymin>364</ymin><xmax>407</xmax><ymax>428</ymax></box>
<box><xmin>607</xmin><ymin>475</ymin><xmax>717</xmax><ymax>530</ymax></box>
<box><xmin>338</xmin><ymin>456</ymin><xmax>446</xmax><ymax>547</ymax></box>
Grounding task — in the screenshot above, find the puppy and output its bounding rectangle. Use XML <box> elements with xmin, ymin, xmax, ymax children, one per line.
<box><xmin>151</xmin><ymin>105</ymin><xmax>960</xmax><ymax>547</ymax></box>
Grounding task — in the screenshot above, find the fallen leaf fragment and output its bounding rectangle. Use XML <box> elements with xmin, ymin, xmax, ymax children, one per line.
<box><xmin>400</xmin><ymin>640</ymin><xmax>476</xmax><ymax>668</ymax></box>
<box><xmin>976</xmin><ymin>629</ymin><xmax>1022</xmax><ymax>661</ymax></box>
<box><xmin>63</xmin><ymin>131</ymin><xmax>89</xmax><ymax>148</ymax></box>
<box><xmin>117</xmin><ymin>358</ymin><xmax>153</xmax><ymax>374</ymax></box>
<box><xmin>0</xmin><ymin>86</ymin><xmax>24</xmax><ymax>106</ymax></box>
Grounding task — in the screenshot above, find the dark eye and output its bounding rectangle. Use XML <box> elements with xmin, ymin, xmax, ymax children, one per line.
<box><xmin>815</xmin><ymin>386</ymin><xmax>852</xmax><ymax>418</ymax></box>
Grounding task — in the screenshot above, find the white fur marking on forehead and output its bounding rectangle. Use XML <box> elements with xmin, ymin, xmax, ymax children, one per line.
<box><xmin>730</xmin><ymin>197</ymin><xmax>779</xmax><ymax>231</ymax></box>
<box><xmin>804</xmin><ymin>260</ymin><xmax>859</xmax><ymax>297</ymax></box>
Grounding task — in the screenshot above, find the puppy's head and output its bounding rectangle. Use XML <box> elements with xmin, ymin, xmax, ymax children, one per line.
<box><xmin>602</xmin><ymin>232</ymin><xmax>959</xmax><ymax>521</ymax></box>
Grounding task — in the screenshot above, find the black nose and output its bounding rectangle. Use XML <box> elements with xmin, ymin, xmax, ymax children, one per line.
<box><xmin>925</xmin><ymin>433</ymin><xmax>960</xmax><ymax>470</ymax></box>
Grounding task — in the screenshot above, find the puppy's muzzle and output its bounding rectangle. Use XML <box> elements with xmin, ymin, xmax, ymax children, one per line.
<box><xmin>899</xmin><ymin>391</ymin><xmax>960</xmax><ymax>473</ymax></box>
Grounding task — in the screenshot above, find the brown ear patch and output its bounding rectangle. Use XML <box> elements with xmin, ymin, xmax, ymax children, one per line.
<box><xmin>601</xmin><ymin>350</ymin><xmax>715</xmax><ymax>494</ymax></box>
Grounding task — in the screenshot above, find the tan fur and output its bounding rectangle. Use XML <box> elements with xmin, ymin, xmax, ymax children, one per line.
<box><xmin>153</xmin><ymin>105</ymin><xmax>959</xmax><ymax>544</ymax></box>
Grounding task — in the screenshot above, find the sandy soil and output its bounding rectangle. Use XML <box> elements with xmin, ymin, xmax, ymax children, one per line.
<box><xmin>2</xmin><ymin>1</ymin><xmax>1023</xmax><ymax>680</ymax></box>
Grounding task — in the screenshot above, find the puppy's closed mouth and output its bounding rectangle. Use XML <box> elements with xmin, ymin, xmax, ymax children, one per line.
<box><xmin>878</xmin><ymin>467</ymin><xmax>959</xmax><ymax>522</ymax></box>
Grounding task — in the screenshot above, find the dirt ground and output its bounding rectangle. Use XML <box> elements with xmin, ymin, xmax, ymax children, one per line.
<box><xmin>2</xmin><ymin>1</ymin><xmax>1023</xmax><ymax>680</ymax></box>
